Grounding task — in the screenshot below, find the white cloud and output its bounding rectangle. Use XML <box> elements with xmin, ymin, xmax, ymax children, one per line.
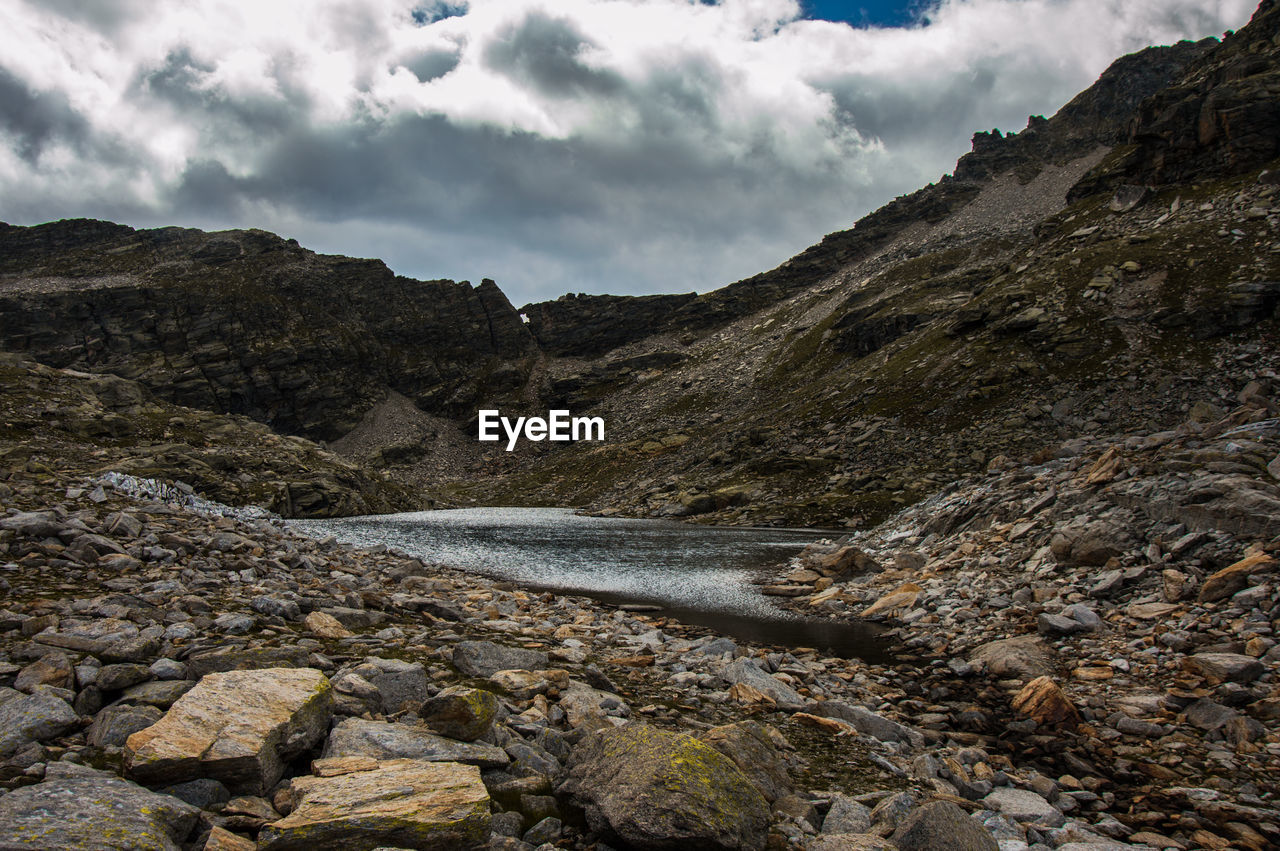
<box><xmin>0</xmin><ymin>0</ymin><xmax>1258</xmax><ymax>304</ymax></box>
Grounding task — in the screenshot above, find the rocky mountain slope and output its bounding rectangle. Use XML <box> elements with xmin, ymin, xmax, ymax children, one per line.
<box><xmin>0</xmin><ymin>398</ymin><xmax>1276</xmax><ymax>849</ymax></box>
<box><xmin>0</xmin><ymin>220</ymin><xmax>534</xmax><ymax>441</ymax></box>
<box><xmin>0</xmin><ymin>351</ymin><xmax>412</xmax><ymax>518</ymax></box>
<box><xmin>443</xmin><ymin>0</ymin><xmax>1280</xmax><ymax>526</ymax></box>
<box><xmin>2</xmin><ymin>8</ymin><xmax>1276</xmax><ymax>530</ymax></box>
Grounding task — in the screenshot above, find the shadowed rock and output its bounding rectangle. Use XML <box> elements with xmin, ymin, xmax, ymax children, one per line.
<box><xmin>558</xmin><ymin>723</ymin><xmax>769</xmax><ymax>851</ymax></box>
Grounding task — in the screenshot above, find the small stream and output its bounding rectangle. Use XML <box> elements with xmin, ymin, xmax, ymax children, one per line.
<box><xmin>292</xmin><ymin>507</ymin><xmax>891</xmax><ymax>661</ymax></box>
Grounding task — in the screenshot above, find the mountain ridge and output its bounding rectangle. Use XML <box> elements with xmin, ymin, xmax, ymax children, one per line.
<box><xmin>0</xmin><ymin>10</ymin><xmax>1277</xmax><ymax>530</ymax></box>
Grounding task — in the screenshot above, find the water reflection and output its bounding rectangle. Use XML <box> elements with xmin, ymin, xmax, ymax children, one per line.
<box><xmin>293</xmin><ymin>507</ymin><xmax>890</xmax><ymax>661</ymax></box>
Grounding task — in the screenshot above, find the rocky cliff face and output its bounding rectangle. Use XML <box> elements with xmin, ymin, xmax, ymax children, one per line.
<box><xmin>0</xmin><ymin>221</ymin><xmax>535</xmax><ymax>441</ymax></box>
<box><xmin>1071</xmin><ymin>0</ymin><xmax>1280</xmax><ymax>200</ymax></box>
<box><xmin>518</xmin><ymin>37</ymin><xmax>1217</xmax><ymax>360</ymax></box>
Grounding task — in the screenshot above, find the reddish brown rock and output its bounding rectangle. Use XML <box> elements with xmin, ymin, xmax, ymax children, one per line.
<box><xmin>1012</xmin><ymin>676</ymin><xmax>1081</xmax><ymax>729</ymax></box>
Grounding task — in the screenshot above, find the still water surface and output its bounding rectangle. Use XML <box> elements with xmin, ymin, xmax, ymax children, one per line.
<box><xmin>293</xmin><ymin>507</ymin><xmax>890</xmax><ymax>661</ymax></box>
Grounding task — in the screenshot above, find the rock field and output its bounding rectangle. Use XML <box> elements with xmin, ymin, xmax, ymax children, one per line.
<box><xmin>0</xmin><ymin>381</ymin><xmax>1276</xmax><ymax>849</ymax></box>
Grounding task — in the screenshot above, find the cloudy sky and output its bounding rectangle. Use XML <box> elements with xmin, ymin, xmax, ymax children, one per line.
<box><xmin>0</xmin><ymin>0</ymin><xmax>1255</xmax><ymax>306</ymax></box>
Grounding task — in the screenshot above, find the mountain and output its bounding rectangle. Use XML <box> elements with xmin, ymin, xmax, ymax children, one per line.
<box><xmin>0</xmin><ymin>2</ymin><xmax>1277</xmax><ymax>530</ymax></box>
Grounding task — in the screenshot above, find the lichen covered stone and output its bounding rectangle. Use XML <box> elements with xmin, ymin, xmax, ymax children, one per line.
<box><xmin>258</xmin><ymin>758</ymin><xmax>490</xmax><ymax>850</ymax></box>
<box><xmin>125</xmin><ymin>667</ymin><xmax>333</xmax><ymax>794</ymax></box>
<box><xmin>558</xmin><ymin>723</ymin><xmax>769</xmax><ymax>851</ymax></box>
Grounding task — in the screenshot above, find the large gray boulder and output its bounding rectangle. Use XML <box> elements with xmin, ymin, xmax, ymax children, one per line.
<box><xmin>821</xmin><ymin>793</ymin><xmax>873</xmax><ymax>835</ymax></box>
<box><xmin>970</xmin><ymin>635</ymin><xmax>1055</xmax><ymax>681</ymax></box>
<box><xmin>720</xmin><ymin>657</ymin><xmax>805</xmax><ymax>711</ymax></box>
<box><xmin>0</xmin><ymin>761</ymin><xmax>198</xmax><ymax>850</ymax></box>
<box><xmin>982</xmin><ymin>787</ymin><xmax>1065</xmax><ymax>828</ymax></box>
<box><xmin>0</xmin><ymin>687</ymin><xmax>80</xmax><ymax>758</ymax></box>
<box><xmin>87</xmin><ymin>704</ymin><xmax>163</xmax><ymax>749</ymax></box>
<box><xmin>343</xmin><ymin>657</ymin><xmax>429</xmax><ymax>714</ymax></box>
<box><xmin>558</xmin><ymin>723</ymin><xmax>769</xmax><ymax>850</ymax></box>
<box><xmin>452</xmin><ymin>641</ymin><xmax>548</xmax><ymax>678</ymax></box>
<box><xmin>891</xmin><ymin>800</ymin><xmax>998</xmax><ymax>850</ymax></box>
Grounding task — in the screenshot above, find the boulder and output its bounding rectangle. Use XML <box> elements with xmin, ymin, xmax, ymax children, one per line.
<box><xmin>125</xmin><ymin>667</ymin><xmax>333</xmax><ymax>795</ymax></box>
<box><xmin>1011</xmin><ymin>676</ymin><xmax>1081</xmax><ymax>729</ymax></box>
<box><xmin>452</xmin><ymin>641</ymin><xmax>549</xmax><ymax>678</ymax></box>
<box><xmin>982</xmin><ymin>787</ymin><xmax>1065</xmax><ymax>828</ymax></box>
<box><xmin>258</xmin><ymin>759</ymin><xmax>490</xmax><ymax>851</ymax></box>
<box><xmin>0</xmin><ymin>761</ymin><xmax>198</xmax><ymax>850</ymax></box>
<box><xmin>203</xmin><ymin>826</ymin><xmax>258</xmax><ymax>851</ymax></box>
<box><xmin>488</xmin><ymin>669</ymin><xmax>570</xmax><ymax>700</ymax></box>
<box><xmin>557</xmin><ymin>681</ymin><xmax>631</xmax><ymax>731</ymax></box>
<box><xmin>303</xmin><ymin>611</ymin><xmax>353</xmax><ymax>639</ymax></box>
<box><xmin>343</xmin><ymin>657</ymin><xmax>428</xmax><ymax>714</ymax></box>
<box><xmin>970</xmin><ymin>636</ymin><xmax>1054</xmax><ymax>680</ymax></box>
<box><xmin>14</xmin><ymin>652</ymin><xmax>74</xmax><ymax>693</ymax></box>
<box><xmin>816</xmin><ymin>545</ymin><xmax>881</xmax><ymax>577</ymax></box>
<box><xmin>558</xmin><ymin>724</ymin><xmax>770</xmax><ymax>851</ymax></box>
<box><xmin>1037</xmin><ymin>613</ymin><xmax>1085</xmax><ymax>637</ymax></box>
<box><xmin>0</xmin><ymin>687</ymin><xmax>80</xmax><ymax>758</ymax></box>
<box><xmin>891</xmin><ymin>800</ymin><xmax>998</xmax><ymax>850</ymax></box>
<box><xmin>1050</xmin><ymin>521</ymin><xmax>1132</xmax><ymax>566</ymax></box>
<box><xmin>699</xmin><ymin>720</ymin><xmax>794</xmax><ymax>803</ymax></box>
<box><xmin>720</xmin><ymin>657</ymin><xmax>806</xmax><ymax>711</ymax></box>
<box><xmin>1183</xmin><ymin>653</ymin><xmax>1265</xmax><ymax>684</ymax></box>
<box><xmin>1198</xmin><ymin>552</ymin><xmax>1276</xmax><ymax>603</ymax></box>
<box><xmin>821</xmin><ymin>794</ymin><xmax>873</xmax><ymax>835</ymax></box>
<box><xmin>420</xmin><ymin>686</ymin><xmax>500</xmax><ymax>742</ymax></box>
<box><xmin>97</xmin><ymin>663</ymin><xmax>154</xmax><ymax>692</ymax></box>
<box><xmin>0</xmin><ymin>510</ymin><xmax>66</xmax><ymax>538</ymax></box>
<box><xmin>813</xmin><ymin>701</ymin><xmax>916</xmax><ymax>743</ymax></box>
<box><xmin>185</xmin><ymin>645</ymin><xmax>310</xmax><ymax>678</ymax></box>
<box><xmin>861</xmin><ymin>584</ymin><xmax>922</xmax><ymax>618</ymax></box>
<box><xmin>88</xmin><ymin>704</ymin><xmax>163</xmax><ymax>748</ymax></box>
<box><xmin>868</xmin><ymin>791</ymin><xmax>918</xmax><ymax>834</ymax></box>
<box><xmin>1184</xmin><ymin>698</ymin><xmax>1240</xmax><ymax>731</ymax></box>
<box><xmin>323</xmin><ymin>717</ymin><xmax>510</xmax><ymax>768</ymax></box>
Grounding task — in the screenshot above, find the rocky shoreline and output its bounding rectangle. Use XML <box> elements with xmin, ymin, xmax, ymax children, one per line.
<box><xmin>1</xmin><ymin>382</ymin><xmax>1277</xmax><ymax>850</ymax></box>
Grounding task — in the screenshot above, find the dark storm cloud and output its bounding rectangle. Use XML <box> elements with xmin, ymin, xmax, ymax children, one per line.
<box><xmin>484</xmin><ymin>11</ymin><xmax>625</xmax><ymax>98</ymax></box>
<box><xmin>0</xmin><ymin>0</ymin><xmax>1259</xmax><ymax>305</ymax></box>
<box><xmin>821</xmin><ymin>67</ymin><xmax>1003</xmax><ymax>148</ymax></box>
<box><xmin>403</xmin><ymin>49</ymin><xmax>462</xmax><ymax>82</ymax></box>
<box><xmin>0</xmin><ymin>66</ymin><xmax>91</xmax><ymax>161</ymax></box>
<box><xmin>137</xmin><ymin>48</ymin><xmax>310</xmax><ymax>137</ymax></box>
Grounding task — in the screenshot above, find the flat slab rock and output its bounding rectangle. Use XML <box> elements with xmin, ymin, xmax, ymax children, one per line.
<box><xmin>983</xmin><ymin>787</ymin><xmax>1066</xmax><ymax>828</ymax></box>
<box><xmin>0</xmin><ymin>761</ymin><xmax>198</xmax><ymax>850</ymax></box>
<box><xmin>323</xmin><ymin>717</ymin><xmax>510</xmax><ymax>768</ymax></box>
<box><xmin>258</xmin><ymin>758</ymin><xmax>490</xmax><ymax>851</ymax></box>
<box><xmin>125</xmin><ymin>667</ymin><xmax>333</xmax><ymax>795</ymax></box>
<box><xmin>451</xmin><ymin>640</ymin><xmax>549</xmax><ymax>678</ymax></box>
